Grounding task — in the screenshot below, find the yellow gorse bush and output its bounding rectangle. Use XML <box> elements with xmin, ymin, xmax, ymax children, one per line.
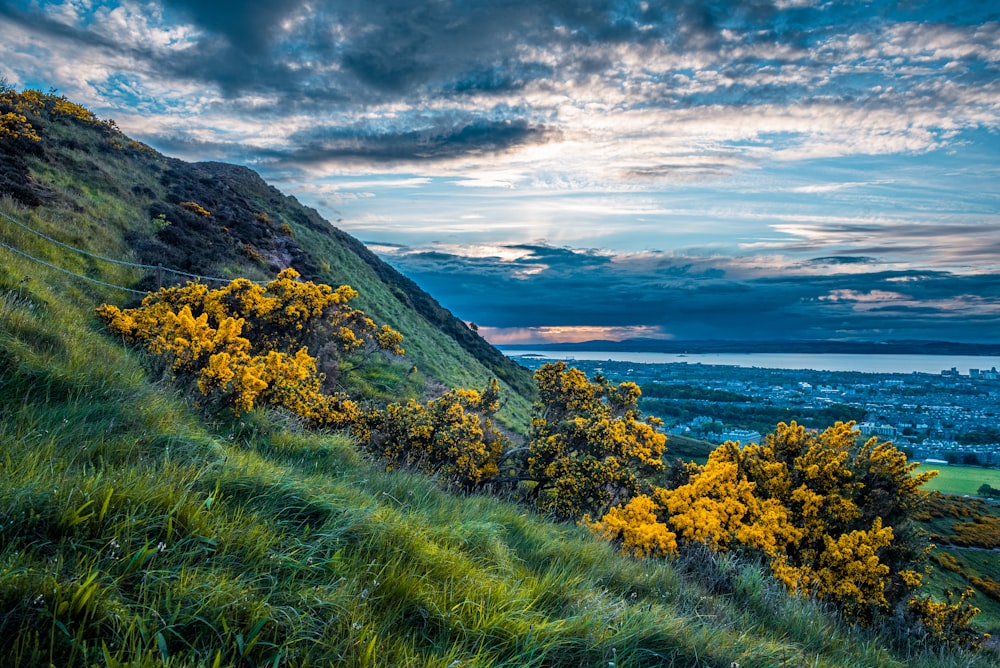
<box><xmin>586</xmin><ymin>494</ymin><xmax>677</xmax><ymax>558</ymax></box>
<box><xmin>365</xmin><ymin>379</ymin><xmax>508</xmax><ymax>490</ymax></box>
<box><xmin>526</xmin><ymin>362</ymin><xmax>666</xmax><ymax>520</ymax></box>
<box><xmin>771</xmin><ymin>517</ymin><xmax>894</xmax><ymax>619</ymax></box>
<box><xmin>179</xmin><ymin>201</ymin><xmax>212</xmax><ymax>217</ymax></box>
<box><xmin>908</xmin><ymin>588</ymin><xmax>990</xmax><ymax>651</ymax></box>
<box><xmin>586</xmin><ymin>418</ymin><xmax>985</xmax><ymax>640</ymax></box>
<box><xmin>655</xmin><ymin>441</ymin><xmax>799</xmax><ymax>558</ymax></box>
<box><xmin>0</xmin><ymin>87</ymin><xmax>115</xmax><ymax>136</ymax></box>
<box><xmin>0</xmin><ymin>111</ymin><xmax>40</xmax><ymax>141</ymax></box>
<box><xmin>99</xmin><ymin>269</ymin><xmax>511</xmax><ymax>491</ymax></box>
<box><xmin>97</xmin><ymin>269</ymin><xmax>399</xmax><ymax>429</ymax></box>
<box><xmin>51</xmin><ymin>96</ymin><xmax>100</xmax><ymax>123</ymax></box>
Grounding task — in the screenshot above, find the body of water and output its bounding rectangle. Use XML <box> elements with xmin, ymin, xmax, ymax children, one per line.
<box><xmin>504</xmin><ymin>350</ymin><xmax>1000</xmax><ymax>375</ymax></box>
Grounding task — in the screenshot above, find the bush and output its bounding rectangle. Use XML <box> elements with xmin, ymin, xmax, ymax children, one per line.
<box><xmin>97</xmin><ymin>269</ymin><xmax>401</xmax><ymax>429</ymax></box>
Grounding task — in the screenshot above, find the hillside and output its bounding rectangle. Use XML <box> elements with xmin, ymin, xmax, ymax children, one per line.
<box><xmin>1</xmin><ymin>88</ymin><xmax>996</xmax><ymax>667</ymax></box>
<box><xmin>0</xmin><ymin>92</ymin><xmax>533</xmax><ymax>429</ymax></box>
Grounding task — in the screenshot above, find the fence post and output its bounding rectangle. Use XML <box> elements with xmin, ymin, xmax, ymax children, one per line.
<box><xmin>156</xmin><ymin>264</ymin><xmax>163</xmax><ymax>290</ymax></box>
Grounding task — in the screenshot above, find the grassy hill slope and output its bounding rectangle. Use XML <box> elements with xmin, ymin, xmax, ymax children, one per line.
<box><xmin>1</xmin><ymin>89</ymin><xmax>995</xmax><ymax>666</ymax></box>
<box><xmin>0</xmin><ymin>94</ymin><xmax>532</xmax><ymax>429</ymax></box>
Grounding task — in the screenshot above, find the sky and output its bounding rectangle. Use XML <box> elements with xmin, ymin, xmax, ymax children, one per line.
<box><xmin>2</xmin><ymin>0</ymin><xmax>999</xmax><ymax>345</ymax></box>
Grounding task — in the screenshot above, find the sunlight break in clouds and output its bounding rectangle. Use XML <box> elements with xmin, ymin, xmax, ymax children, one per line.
<box><xmin>477</xmin><ymin>326</ymin><xmax>673</xmax><ymax>346</ymax></box>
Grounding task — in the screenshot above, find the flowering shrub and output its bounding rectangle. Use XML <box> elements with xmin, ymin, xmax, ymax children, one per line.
<box><xmin>0</xmin><ymin>112</ymin><xmax>39</xmax><ymax>142</ymax></box>
<box><xmin>585</xmin><ymin>494</ymin><xmax>676</xmax><ymax>558</ymax></box>
<box><xmin>51</xmin><ymin>96</ymin><xmax>99</xmax><ymax>124</ymax></box>
<box><xmin>365</xmin><ymin>379</ymin><xmax>508</xmax><ymax>490</ymax></box>
<box><xmin>949</xmin><ymin>515</ymin><xmax>1000</xmax><ymax>549</ymax></box>
<box><xmin>179</xmin><ymin>201</ymin><xmax>212</xmax><ymax>217</ymax></box>
<box><xmin>654</xmin><ymin>441</ymin><xmax>798</xmax><ymax>558</ymax></box>
<box><xmin>525</xmin><ymin>362</ymin><xmax>666</xmax><ymax>520</ymax></box>
<box><xmin>587</xmin><ymin>419</ymin><xmax>982</xmax><ymax>639</ymax></box>
<box><xmin>97</xmin><ymin>269</ymin><xmax>400</xmax><ymax>429</ymax></box>
<box><xmin>0</xmin><ymin>87</ymin><xmax>111</xmax><ymax>130</ymax></box>
<box><xmin>771</xmin><ymin>518</ymin><xmax>894</xmax><ymax>621</ymax></box>
<box><xmin>99</xmin><ymin>269</ymin><xmax>519</xmax><ymax>492</ymax></box>
<box><xmin>908</xmin><ymin>589</ymin><xmax>989</xmax><ymax>651</ymax></box>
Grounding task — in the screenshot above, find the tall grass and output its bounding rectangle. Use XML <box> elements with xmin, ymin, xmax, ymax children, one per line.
<box><xmin>0</xmin><ymin>324</ymin><xmax>988</xmax><ymax>667</ymax></box>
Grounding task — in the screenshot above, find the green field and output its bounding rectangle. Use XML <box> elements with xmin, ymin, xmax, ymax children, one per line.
<box><xmin>918</xmin><ymin>463</ymin><xmax>1000</xmax><ymax>497</ymax></box>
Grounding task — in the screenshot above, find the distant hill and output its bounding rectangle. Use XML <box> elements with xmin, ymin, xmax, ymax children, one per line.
<box><xmin>502</xmin><ymin>338</ymin><xmax>1000</xmax><ymax>356</ymax></box>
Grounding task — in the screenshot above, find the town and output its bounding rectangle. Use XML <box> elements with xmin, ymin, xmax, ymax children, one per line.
<box><xmin>511</xmin><ymin>355</ymin><xmax>1000</xmax><ymax>467</ymax></box>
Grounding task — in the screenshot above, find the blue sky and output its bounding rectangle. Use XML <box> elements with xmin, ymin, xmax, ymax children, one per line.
<box><xmin>2</xmin><ymin>0</ymin><xmax>998</xmax><ymax>344</ymax></box>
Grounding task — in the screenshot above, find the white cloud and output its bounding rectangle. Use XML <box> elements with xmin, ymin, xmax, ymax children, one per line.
<box><xmin>820</xmin><ymin>289</ymin><xmax>908</xmax><ymax>303</ymax></box>
<box><xmin>818</xmin><ymin>290</ymin><xmax>1000</xmax><ymax>316</ymax></box>
<box><xmin>791</xmin><ymin>180</ymin><xmax>892</xmax><ymax>194</ymax></box>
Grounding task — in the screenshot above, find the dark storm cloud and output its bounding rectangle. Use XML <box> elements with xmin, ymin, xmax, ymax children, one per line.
<box><xmin>160</xmin><ymin>0</ymin><xmax>305</xmax><ymax>54</ymax></box>
<box><xmin>377</xmin><ymin>244</ymin><xmax>1000</xmax><ymax>343</ymax></box>
<box><xmin>149</xmin><ymin>0</ymin><xmax>818</xmax><ymax>100</ymax></box>
<box><xmin>276</xmin><ymin>119</ymin><xmax>554</xmax><ymax>165</ymax></box>
<box><xmin>155</xmin><ymin>0</ymin><xmax>541</xmax><ymax>95</ymax></box>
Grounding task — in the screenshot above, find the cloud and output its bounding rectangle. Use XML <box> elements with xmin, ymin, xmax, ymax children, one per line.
<box><xmin>376</xmin><ymin>241</ymin><xmax>1000</xmax><ymax>343</ymax></box>
<box><xmin>161</xmin><ymin>0</ymin><xmax>303</xmax><ymax>54</ymax></box>
<box><xmin>276</xmin><ymin>118</ymin><xmax>555</xmax><ymax>166</ymax></box>
<box><xmin>791</xmin><ymin>181</ymin><xmax>892</xmax><ymax>194</ymax></box>
<box><xmin>767</xmin><ymin>219</ymin><xmax>1000</xmax><ymax>269</ymax></box>
<box><xmin>5</xmin><ymin>0</ymin><xmax>998</xmax><ymax>179</ymax></box>
<box><xmin>819</xmin><ymin>289</ymin><xmax>909</xmax><ymax>303</ymax></box>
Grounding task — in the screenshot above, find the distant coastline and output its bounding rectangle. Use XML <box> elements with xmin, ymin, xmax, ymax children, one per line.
<box><xmin>498</xmin><ymin>339</ymin><xmax>1000</xmax><ymax>356</ymax></box>
<box><xmin>501</xmin><ymin>349</ymin><xmax>1000</xmax><ymax>375</ymax></box>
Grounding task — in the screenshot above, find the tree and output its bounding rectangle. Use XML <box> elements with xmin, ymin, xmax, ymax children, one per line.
<box><xmin>978</xmin><ymin>483</ymin><xmax>1000</xmax><ymax>500</ymax></box>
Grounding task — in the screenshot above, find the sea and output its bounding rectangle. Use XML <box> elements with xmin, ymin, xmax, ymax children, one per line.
<box><xmin>502</xmin><ymin>350</ymin><xmax>1000</xmax><ymax>375</ymax></box>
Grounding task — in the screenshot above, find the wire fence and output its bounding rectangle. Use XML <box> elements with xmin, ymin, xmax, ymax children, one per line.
<box><xmin>0</xmin><ymin>237</ymin><xmax>148</xmax><ymax>294</ymax></box>
<box><xmin>0</xmin><ymin>208</ymin><xmax>269</xmax><ymax>294</ymax></box>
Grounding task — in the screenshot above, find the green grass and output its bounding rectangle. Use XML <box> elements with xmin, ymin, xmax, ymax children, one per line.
<box><xmin>920</xmin><ymin>465</ymin><xmax>1000</xmax><ymax>497</ymax></box>
<box><xmin>663</xmin><ymin>433</ymin><xmax>715</xmax><ymax>463</ymax></box>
